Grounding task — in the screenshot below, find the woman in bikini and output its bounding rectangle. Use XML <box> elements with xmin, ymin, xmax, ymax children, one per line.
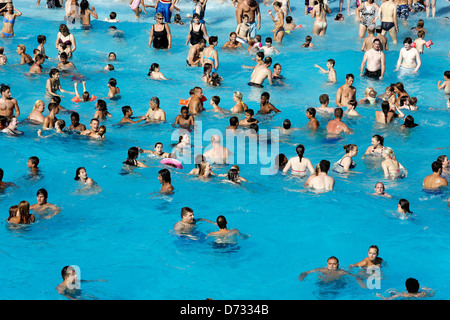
<box><xmin>185</xmin><ymin>13</ymin><xmax>208</xmax><ymax>46</ymax></box>
<box><xmin>356</xmin><ymin>0</ymin><xmax>379</xmax><ymax>38</ymax></box>
<box><xmin>334</xmin><ymin>144</ymin><xmax>358</xmax><ymax>173</ymax></box>
<box><xmin>311</xmin><ymin>0</ymin><xmax>331</xmax><ymax>36</ymax></box>
<box><xmin>362</xmin><ymin>134</ymin><xmax>384</xmax><ymax>159</ymax></box>
<box><xmin>381</xmin><ymin>147</ymin><xmax>406</xmax><ymax>179</ymax></box>
<box><xmin>375</xmin><ymin>101</ymin><xmax>404</xmax><ymax>124</ymax></box>
<box><xmin>79</xmin><ymin>0</ymin><xmax>98</xmax><ymax>29</ymax></box>
<box><xmin>55</xmin><ymin>24</ymin><xmax>76</xmax><ymax>58</ymax></box>
<box><xmin>283</xmin><ymin>144</ymin><xmax>315</xmax><ymax>176</ymax></box>
<box><xmin>46</xmin><ymin>68</ymin><xmax>73</xmax><ymax>98</ymax></box>
<box><xmin>201</xmin><ymin>36</ymin><xmax>219</xmax><ymax>71</ymax></box>
<box><xmin>268</xmin><ymin>2</ymin><xmax>285</xmax><ymax>43</ymax></box>
<box><xmin>148</xmin><ymin>13</ymin><xmax>172</xmax><ymax>49</ymax></box>
<box><xmin>230</xmin><ymin>91</ymin><xmax>248</xmax><ymax>113</ymax></box>
<box><xmin>8</xmin><ymin>201</ymin><xmax>35</xmax><ymax>225</ymax></box>
<box><xmin>0</xmin><ymin>3</ymin><xmax>21</xmax><ymax>38</ymax></box>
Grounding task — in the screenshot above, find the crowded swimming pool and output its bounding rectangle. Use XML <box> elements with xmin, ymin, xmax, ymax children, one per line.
<box><xmin>0</xmin><ymin>0</ymin><xmax>449</xmax><ymax>300</ymax></box>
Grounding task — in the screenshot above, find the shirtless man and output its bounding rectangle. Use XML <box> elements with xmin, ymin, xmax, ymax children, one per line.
<box><xmin>80</xmin><ymin>118</ymin><xmax>100</xmax><ymax>136</ymax></box>
<box><xmin>361</xmin><ymin>27</ymin><xmax>376</xmax><ymax>52</ymax></box>
<box><xmin>42</xmin><ymin>102</ymin><xmax>59</xmax><ymax>130</ymax></box>
<box><xmin>0</xmin><ymin>84</ymin><xmax>20</xmax><ymax>119</ymax></box>
<box><xmin>174</xmin><ymin>207</ymin><xmax>215</xmax><ymax>237</ymax></box>
<box><xmin>206</xmin><ymin>215</ymin><xmax>247</xmax><ymax>240</ymax></box>
<box><xmin>422</xmin><ymin>161</ymin><xmax>448</xmax><ymax>190</ymax></box>
<box><xmin>186</xmin><ymin>38</ymin><xmax>206</xmax><ymax>67</ymax></box>
<box><xmin>259</xmin><ymin>91</ymin><xmax>281</xmax><ymax>114</ymax></box>
<box><xmin>360</xmin><ymin>39</ymin><xmax>385</xmax><ymax>80</ymax></box>
<box><xmin>298</xmin><ymin>256</ymin><xmax>361</xmax><ymax>283</ymax></box>
<box><xmin>29</xmin><ymin>53</ymin><xmax>45</xmax><ymax>74</ymax></box>
<box><xmin>394</xmin><ymin>37</ymin><xmax>421</xmax><ymax>73</ymax></box>
<box><xmin>326</xmin><ymin>108</ymin><xmax>352</xmax><ymax>134</ymax></box>
<box><xmin>187</xmin><ymin>86</ymin><xmax>204</xmax><ymax>115</ymax></box>
<box><xmin>144</xmin><ymin>96</ymin><xmax>166</xmax><ymax>122</ymax></box>
<box><xmin>236</xmin><ymin>0</ymin><xmax>261</xmax><ymax>38</ymax></box>
<box><xmin>305</xmin><ymin>160</ymin><xmax>335</xmax><ymax>191</ymax></box>
<box><xmin>174</xmin><ymin>106</ymin><xmax>195</xmax><ymax>128</ymax></box>
<box><xmin>203</xmin><ymin>134</ymin><xmax>232</xmax><ymax>164</ymax></box>
<box><xmin>395</xmin><ymin>0</ymin><xmax>412</xmax><ymax>22</ymax></box>
<box><xmin>336</xmin><ymin>74</ymin><xmax>356</xmax><ymax>107</ymax></box>
<box><xmin>139</xmin><ymin>142</ymin><xmax>171</xmax><ymax>158</ymax></box>
<box><xmin>378</xmin><ymin>0</ymin><xmax>398</xmax><ymax>44</ymax></box>
<box><xmin>249</xmin><ymin>57</ymin><xmax>273</xmax><ymax>87</ymax></box>
<box><xmin>30</xmin><ymin>188</ymin><xmax>61</xmax><ymax>219</ymax></box>
<box><xmin>306</xmin><ymin>107</ymin><xmax>319</xmax><ymax>130</ymax></box>
<box><xmin>373</xmin><ymin>181</ymin><xmax>392</xmax><ymax>198</ymax></box>
<box><xmin>316</xmin><ymin>94</ymin><xmax>334</xmax><ymax>114</ymax></box>
<box><xmin>375</xmin><ymin>25</ymin><xmax>389</xmax><ymax>51</ymax></box>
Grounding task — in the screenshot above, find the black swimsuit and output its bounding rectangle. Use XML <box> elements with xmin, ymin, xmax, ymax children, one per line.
<box><xmin>152</xmin><ymin>24</ymin><xmax>169</xmax><ymax>49</ymax></box>
<box><xmin>189</xmin><ymin>23</ymin><xmax>204</xmax><ymax>45</ymax></box>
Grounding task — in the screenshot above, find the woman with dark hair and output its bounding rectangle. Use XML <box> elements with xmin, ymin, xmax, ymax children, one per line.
<box><xmin>79</xmin><ymin>0</ymin><xmax>98</xmax><ymax>29</ymax></box>
<box><xmin>335</xmin><ymin>144</ymin><xmax>358</xmax><ymax>172</ymax></box>
<box><xmin>437</xmin><ymin>155</ymin><xmax>449</xmax><ymax>177</ymax></box>
<box><xmin>283</xmin><ymin>144</ymin><xmax>314</xmax><ymax>176</ymax></box>
<box><xmin>55</xmin><ymin>24</ymin><xmax>76</xmax><ymax>57</ymax></box>
<box><xmin>94</xmin><ymin>100</ymin><xmax>112</xmax><ymax>119</ymax></box>
<box><xmin>311</xmin><ymin>0</ymin><xmax>331</xmax><ymax>36</ymax></box>
<box><xmin>158</xmin><ymin>168</ymin><xmax>174</xmax><ymax>193</ymax></box>
<box><xmin>397</xmin><ymin>199</ymin><xmax>412</xmax><ymax>214</ymax></box>
<box><xmin>401</xmin><ymin>115</ymin><xmax>419</xmax><ymax>129</ymax></box>
<box><xmin>375</xmin><ymin>101</ymin><xmax>404</xmax><ymax>124</ymax></box>
<box><xmin>362</xmin><ymin>134</ymin><xmax>384</xmax><ymax>158</ymax></box>
<box><xmin>201</xmin><ymin>36</ymin><xmax>219</xmax><ymax>72</ymax></box>
<box><xmin>8</xmin><ymin>201</ymin><xmax>35</xmax><ymax>224</ymax></box>
<box><xmin>147</xmin><ymin>63</ymin><xmax>168</xmax><ymax>80</ymax></box>
<box><xmin>185</xmin><ymin>13</ymin><xmax>208</xmax><ymax>46</ymax></box>
<box><xmin>124</xmin><ymin>147</ymin><xmax>148</xmax><ymax>167</ymax></box>
<box><xmin>74</xmin><ymin>167</ymin><xmax>95</xmax><ymax>186</ymax></box>
<box><xmin>275</xmin><ymin>153</ymin><xmax>287</xmax><ymax>171</ymax></box>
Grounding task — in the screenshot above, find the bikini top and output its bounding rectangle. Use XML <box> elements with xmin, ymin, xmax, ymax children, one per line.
<box><xmin>3</xmin><ymin>16</ymin><xmax>15</xmax><ymax>24</ymax></box>
<box><xmin>203</xmin><ymin>49</ymin><xmax>215</xmax><ymax>62</ymax></box>
<box><xmin>58</xmin><ymin>37</ymin><xmax>72</xmax><ymax>45</ymax></box>
<box><xmin>339</xmin><ymin>156</ymin><xmax>356</xmax><ymax>169</ymax></box>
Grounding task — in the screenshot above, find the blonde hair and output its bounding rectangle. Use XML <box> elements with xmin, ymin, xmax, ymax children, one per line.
<box><xmin>382</xmin><ymin>147</ymin><xmax>396</xmax><ymax>159</ymax></box>
<box><xmin>33</xmin><ymin>100</ymin><xmax>44</xmax><ymax>110</ymax></box>
<box><xmin>234</xmin><ymin>91</ymin><xmax>243</xmax><ymax>100</ymax></box>
<box><xmin>17</xmin><ymin>44</ymin><xmax>26</xmax><ymax>52</ymax></box>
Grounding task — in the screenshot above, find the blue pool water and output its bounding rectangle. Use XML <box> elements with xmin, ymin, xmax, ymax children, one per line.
<box><xmin>0</xmin><ymin>0</ymin><xmax>449</xmax><ymax>300</ymax></box>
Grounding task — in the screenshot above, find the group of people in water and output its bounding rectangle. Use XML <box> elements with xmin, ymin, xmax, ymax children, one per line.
<box><xmin>1</xmin><ymin>0</ymin><xmax>449</xmax><ymax>300</ymax></box>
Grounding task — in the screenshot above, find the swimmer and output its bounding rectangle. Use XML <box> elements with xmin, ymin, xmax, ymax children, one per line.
<box><xmin>46</xmin><ymin>68</ymin><xmax>73</xmax><ymax>98</ymax></box>
<box><xmin>381</xmin><ymin>147</ymin><xmax>407</xmax><ymax>179</ymax></box>
<box><xmin>38</xmin><ymin>119</ymin><xmax>66</xmax><ymax>137</ymax></box>
<box><xmin>147</xmin><ymin>63</ymin><xmax>168</xmax><ymax>80</ymax></box>
<box><xmin>29</xmin><ymin>54</ymin><xmax>45</xmax><ymax>74</ymax></box>
<box><xmin>8</xmin><ymin>200</ymin><xmax>35</xmax><ymax>225</ymax></box>
<box><xmin>201</xmin><ymin>36</ymin><xmax>219</xmax><ymax>71</ymax></box>
<box><xmin>0</xmin><ymin>46</ymin><xmax>6</xmax><ymax>65</ymax></box>
<box><xmin>74</xmin><ymin>167</ymin><xmax>97</xmax><ymax>189</ymax></box>
<box><xmin>173</xmin><ymin>207</ymin><xmax>215</xmax><ymax>237</ymax></box>
<box><xmin>231</xmin><ymin>91</ymin><xmax>248</xmax><ymax>113</ymax></box>
<box><xmin>314</xmin><ymin>59</ymin><xmax>337</xmax><ymax>83</ymax></box>
<box><xmin>27</xmin><ymin>156</ymin><xmax>40</xmax><ymax>176</ymax></box>
<box><xmin>106</xmin><ymin>78</ymin><xmax>120</xmax><ymax>99</ymax></box>
<box><xmin>361</xmin><ymin>28</ymin><xmax>377</xmax><ymax>52</ymax></box>
<box><xmin>187</xmin><ymin>86</ymin><xmax>205</xmax><ymax>115</ymax></box>
<box><xmin>158</xmin><ymin>168</ymin><xmax>174</xmax><ymax>194</ymax></box>
<box><xmin>16</xmin><ymin>44</ymin><xmax>33</xmax><ymax>66</ymax></box>
<box><xmin>284</xmin><ymin>16</ymin><xmax>300</xmax><ymax>32</ymax></box>
<box><xmin>57</xmin><ymin>52</ymin><xmax>76</xmax><ymax>70</ymax></box>
<box><xmin>249</xmin><ymin>56</ymin><xmax>274</xmax><ymax>88</ymax></box>
<box><xmin>55</xmin><ymin>24</ymin><xmax>76</xmax><ymax>57</ymax></box>
<box><xmin>144</xmin><ymin>97</ymin><xmax>166</xmax><ymax>122</ymax></box>
<box><xmin>306</xmin><ymin>107</ymin><xmax>319</xmax><ymax>130</ymax></box>
<box><xmin>283</xmin><ymin>144</ymin><xmax>315</xmax><ymax>175</ymax></box>
<box><xmin>413</xmin><ymin>30</ymin><xmax>428</xmax><ymax>54</ymax></box>
<box><xmin>268</xmin><ymin>2</ymin><xmax>285</xmax><ymax>43</ymax></box>
<box><xmin>376</xmin><ymin>278</ymin><xmax>434</xmax><ymax>300</ymax></box>
<box><xmin>372</xmin><ymin>181</ymin><xmax>392</xmax><ymax>198</ymax></box>
<box><xmin>334</xmin><ymin>144</ymin><xmax>358</xmax><ymax>173</ymax></box>
<box><xmin>272</xmin><ymin>63</ymin><xmax>284</xmax><ymax>81</ymax></box>
<box><xmin>397</xmin><ymin>198</ymin><xmax>412</xmax><ymax>215</ymax></box>
<box><xmin>203</xmin><ymin>134</ymin><xmax>232</xmax><ymax>164</ymax></box>
<box><xmin>206</xmin><ymin>215</ymin><xmax>248</xmax><ymax>240</ymax></box>
<box><xmin>360</xmin><ymin>39</ymin><xmax>385</xmax><ymax>80</ymax></box>
<box><xmin>345</xmin><ymin>100</ymin><xmax>360</xmax><ymax>117</ymax></box>
<box><xmin>68</xmin><ymin>112</ymin><xmax>86</xmax><ymax>132</ymax></box>
<box><xmin>73</xmin><ymin>82</ymin><xmax>97</xmax><ymax>103</ymax></box>
<box><xmin>260</xmin><ymin>37</ymin><xmax>280</xmax><ymax>57</ymax></box>
<box><xmin>259</xmin><ymin>91</ymin><xmax>281</xmax><ymax>114</ymax></box>
<box><xmin>316</xmin><ymin>94</ymin><xmax>334</xmax><ymax>114</ymax></box>
<box><xmin>139</xmin><ymin>142</ymin><xmax>171</xmax><ymax>158</ymax></box>
<box><xmin>326</xmin><ymin>108</ymin><xmax>352</xmax><ymax>134</ymax></box>
<box><xmin>437</xmin><ymin>71</ymin><xmax>450</xmax><ymax>94</ymax></box>
<box><xmin>30</xmin><ymin>188</ymin><xmax>61</xmax><ymax>219</ymax></box>
<box><xmin>0</xmin><ymin>85</ymin><xmax>20</xmax><ymax>119</ymax></box>
<box><xmin>374</xmin><ymin>25</ymin><xmax>388</xmax><ymax>51</ymax></box>
<box><xmin>239</xmin><ymin>109</ymin><xmax>258</xmax><ymax>126</ymax></box>
<box><xmin>226</xmin><ymin>116</ymin><xmax>240</xmax><ymax>133</ymax></box>
<box><xmin>222</xmin><ymin>32</ymin><xmax>244</xmax><ymax>49</ymax></box>
<box><xmin>362</xmin><ymin>134</ymin><xmax>384</xmax><ymax>159</ymax></box>
<box><xmin>186</xmin><ymin>38</ymin><xmax>206</xmax><ymax>67</ymax></box>
<box><xmin>349</xmin><ymin>245</ymin><xmax>383</xmax><ymax>268</ymax></box>
<box><xmin>336</xmin><ymin>74</ymin><xmax>357</xmax><ymax>107</ymax></box>
<box><xmin>0</xmin><ymin>168</ymin><xmax>17</xmax><ymax>192</ymax></box>
<box><xmin>123</xmin><ymin>147</ymin><xmax>148</xmax><ymax>168</ymax></box>
<box><xmin>173</xmin><ymin>106</ymin><xmax>195</xmax><ymax>128</ymax></box>
<box><xmin>298</xmin><ymin>256</ymin><xmax>365</xmax><ymax>287</ymax></box>
<box><xmin>400</xmin><ymin>115</ymin><xmax>419</xmax><ymax>129</ymax></box>
<box><xmin>358</xmin><ymin>88</ymin><xmax>380</xmax><ymax>105</ymax></box>
<box><xmin>394</xmin><ymin>37</ymin><xmax>421</xmax><ymax>74</ymax></box>
<box><xmin>218</xmin><ymin>165</ymin><xmax>247</xmax><ymax>182</ymax></box>
<box><xmin>119</xmin><ymin>106</ymin><xmax>145</xmax><ymax>124</ymax></box>
<box><xmin>274</xmin><ymin>118</ymin><xmax>298</xmax><ymax>134</ymax></box>
<box><xmin>1</xmin><ymin>116</ymin><xmax>22</xmax><ymax>136</ymax></box>
<box><xmin>375</xmin><ymin>101</ymin><xmax>404</xmax><ymax>124</ymax></box>
<box><xmin>306</xmin><ymin>160</ymin><xmax>335</xmax><ymax>191</ymax></box>
<box><xmin>437</xmin><ymin>155</ymin><xmax>450</xmax><ymax>178</ymax></box>
<box><xmin>235</xmin><ymin>14</ymin><xmax>251</xmax><ymax>44</ymax></box>
<box><xmin>422</xmin><ymin>161</ymin><xmax>448</xmax><ymax>190</ymax></box>
<box><xmin>104</xmin><ymin>11</ymin><xmax>120</xmax><ymax>23</ymax></box>
<box><xmin>93</xmin><ymin>100</ymin><xmax>112</xmax><ymax>120</ymax></box>
<box><xmin>80</xmin><ymin>118</ymin><xmax>100</xmax><ymax>137</ymax></box>
<box><xmin>79</xmin><ymin>0</ymin><xmax>97</xmax><ymax>29</ymax></box>
<box><xmin>210</xmin><ymin>96</ymin><xmax>228</xmax><ymax>114</ymax></box>
<box><xmin>56</xmin><ymin>265</ymin><xmax>106</xmax><ymax>300</ymax></box>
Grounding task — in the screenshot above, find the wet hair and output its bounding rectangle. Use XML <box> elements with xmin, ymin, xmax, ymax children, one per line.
<box><xmin>7</xmin><ymin>205</ymin><xmax>18</xmax><ymax>221</ymax></box>
<box><xmin>52</xmin><ymin>95</ymin><xmax>61</xmax><ymax>105</ymax></box>
<box><xmin>403</xmin><ymin>37</ymin><xmax>413</xmax><ymax>44</ymax></box>
<box><xmin>273</xmin><ymin>1</ymin><xmax>282</xmax><ymax>8</ymax></box>
<box><xmin>444</xmin><ymin>71</ymin><xmax>450</xmax><ymax>79</ymax></box>
<box><xmin>148</xmin><ymin>63</ymin><xmax>159</xmax><ymax>76</ymax></box>
<box><xmin>229</xmin><ymin>31</ymin><xmax>237</xmax><ymax>38</ymax></box>
<box><xmin>265</xmin><ymin>37</ymin><xmax>273</xmax><ymax>43</ymax></box>
<box><xmin>210</xmin><ymin>72</ymin><xmax>221</xmax><ymax>86</ymax></box>
<box><xmin>59</xmin><ymin>52</ymin><xmax>68</xmax><ymax>60</ymax></box>
<box><xmin>49</xmin><ymin>68</ymin><xmax>59</xmax><ymax>78</ymax></box>
<box><xmin>29</xmin><ymin>156</ymin><xmax>40</xmax><ymax>167</ymax></box>
<box><xmin>229</xmin><ymin>116</ymin><xmax>239</xmax><ymax>126</ymax></box>
<box><xmin>227</xmin><ymin>168</ymin><xmax>240</xmax><ymax>183</ymax></box>
<box><xmin>106</xmin><ymin>64</ymin><xmax>114</xmax><ymax>71</ymax></box>
<box><xmin>159</xmin><ymin>168</ymin><xmax>171</xmax><ymax>183</ymax></box>
<box><xmin>275</xmin><ymin>153</ymin><xmax>287</xmax><ymax>169</ymax></box>
<box><xmin>0</xmin><ymin>168</ymin><xmax>3</xmax><ymax>180</ymax></box>
<box><xmin>60</xmin><ymin>266</ymin><xmax>74</xmax><ymax>280</ymax></box>
<box><xmin>346</xmin><ymin>73</ymin><xmax>355</xmax><ymax>80</ymax></box>
<box><xmin>437</xmin><ymin>155</ymin><xmax>448</xmax><ymax>165</ymax></box>
<box><xmin>417</xmin><ymin>30</ymin><xmax>425</xmax><ymax>38</ymax></box>
<box><xmin>0</xmin><ymin>116</ymin><xmax>6</xmax><ymax>128</ymax></box>
<box><xmin>246</xmin><ymin>109</ymin><xmax>254</xmax><ymax>117</ymax></box>
<box><xmin>408</xmin><ymin>97</ymin><xmax>417</xmax><ymax>106</ymax></box>
<box><xmin>17</xmin><ymin>200</ymin><xmax>32</xmax><ymax>224</ymax></box>
<box><xmin>192</xmin><ymin>13</ymin><xmax>200</xmax><ymax>20</ymax></box>
<box><xmin>305</xmin><ymin>35</ymin><xmax>312</xmax><ymax>42</ymax></box>
<box><xmin>306</xmin><ymin>107</ymin><xmax>316</xmax><ymax>117</ymax></box>
<box><xmin>36</xmin><ymin>188</ymin><xmax>48</xmax><ymax>199</ymax></box>
<box><xmin>285</xmin><ymin>16</ymin><xmax>293</xmax><ymax>23</ymax></box>
<box><xmin>234</xmin><ymin>91</ymin><xmax>243</xmax><ymax>100</ymax></box>
<box><xmin>348</xmin><ymin>99</ymin><xmax>357</xmax><ymax>109</ymax></box>
<box><xmin>180</xmin><ymin>106</ymin><xmax>189</xmax><ymax>113</ymax></box>
<box><xmin>261</xmin><ymin>92</ymin><xmax>270</xmax><ymax>99</ymax></box>
<box><xmin>71</xmin><ymin>111</ymin><xmax>80</xmax><ymax>121</ymax></box>
<box><xmin>343</xmin><ymin>144</ymin><xmax>357</xmax><ymax>153</ymax></box>
<box><xmin>209</xmin><ymin>36</ymin><xmax>218</xmax><ymax>45</ymax></box>
<box><xmin>334</xmin><ymin>107</ymin><xmax>344</xmax><ymax>119</ymax></box>
<box><xmin>124</xmin><ymin>147</ymin><xmax>140</xmax><ymax>166</ymax></box>
<box><xmin>296</xmin><ymin>144</ymin><xmax>305</xmax><ymax>162</ymax></box>
<box><xmin>327</xmin><ymin>59</ymin><xmax>335</xmax><ymax>66</ymax></box>
<box><xmin>283</xmin><ymin>119</ymin><xmax>291</xmax><ymax>129</ymax></box>
<box><xmin>74</xmin><ymin>167</ymin><xmax>86</xmax><ymax>180</ymax></box>
<box><xmin>174</xmin><ymin>13</ymin><xmax>181</xmax><ymax>22</ymax></box>
<box><xmin>335</xmin><ymin>13</ymin><xmax>343</xmax><ymax>20</ymax></box>
<box><xmin>211</xmin><ymin>95</ymin><xmax>220</xmax><ymax>105</ymax></box>
<box><xmin>17</xmin><ymin>44</ymin><xmax>26</xmax><ymax>52</ymax></box>
<box><xmin>197</xmin><ymin>38</ymin><xmax>206</xmax><ymax>45</ymax></box>
<box><xmin>216</xmin><ymin>215</ymin><xmax>227</xmax><ymax>229</ymax></box>
<box><xmin>416</xmin><ymin>19</ymin><xmax>425</xmax><ymax>28</ymax></box>
<box><xmin>319</xmin><ymin>94</ymin><xmax>329</xmax><ymax>104</ymax></box>
<box><xmin>110</xmin><ymin>12</ymin><xmax>117</xmax><ymax>19</ymax></box>
<box><xmin>181</xmin><ymin>207</ymin><xmax>193</xmax><ymax>218</ymax></box>
<box><xmin>255</xmin><ymin>35</ymin><xmax>261</xmax><ymax>42</ymax></box>
<box><xmin>80</xmin><ymin>0</ymin><xmax>90</xmax><ymax>15</ymax></box>
<box><xmin>108</xmin><ymin>78</ymin><xmax>117</xmax><ymax>87</ymax></box>
<box><xmin>264</xmin><ymin>57</ymin><xmax>272</xmax><ymax>65</ymax></box>
<box><xmin>398</xmin><ymin>199</ymin><xmax>412</xmax><ymax>213</ymax></box>
<box><xmin>122</xmin><ymin>106</ymin><xmax>132</xmax><ymax>115</ymax></box>
<box><xmin>319</xmin><ymin>160</ymin><xmax>330</xmax><ymax>173</ymax></box>
<box><xmin>203</xmin><ymin>63</ymin><xmax>213</xmax><ymax>75</ymax></box>
<box><xmin>33</xmin><ymin>100</ymin><xmax>45</xmax><ymax>111</ymax></box>
<box><xmin>98</xmin><ymin>125</ymin><xmax>106</xmax><ymax>136</ymax></box>
<box><xmin>256</xmin><ymin>51</ymin><xmax>264</xmax><ymax>60</ymax></box>
<box><xmin>405</xmin><ymin>278</ymin><xmax>420</xmax><ymax>293</ymax></box>
<box><xmin>381</xmin><ymin>101</ymin><xmax>390</xmax><ymax>123</ymax></box>
<box><xmin>403</xmin><ymin>115</ymin><xmax>418</xmax><ymax>128</ymax></box>
<box><xmin>373</xmin><ymin>134</ymin><xmax>384</xmax><ymax>146</ymax></box>
<box><xmin>37</xmin><ymin>35</ymin><xmax>46</xmax><ymax>44</ymax></box>
<box><xmin>97</xmin><ymin>100</ymin><xmax>107</xmax><ymax>112</ymax></box>
<box><xmin>431</xmin><ymin>161</ymin><xmax>442</xmax><ymax>173</ymax></box>
<box><xmin>327</xmin><ymin>256</ymin><xmax>339</xmax><ymax>264</ymax></box>
<box><xmin>249</xmin><ymin>123</ymin><xmax>259</xmax><ymax>133</ymax></box>
<box><xmin>48</xmin><ymin>102</ymin><xmax>58</xmax><ymax>112</ymax></box>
